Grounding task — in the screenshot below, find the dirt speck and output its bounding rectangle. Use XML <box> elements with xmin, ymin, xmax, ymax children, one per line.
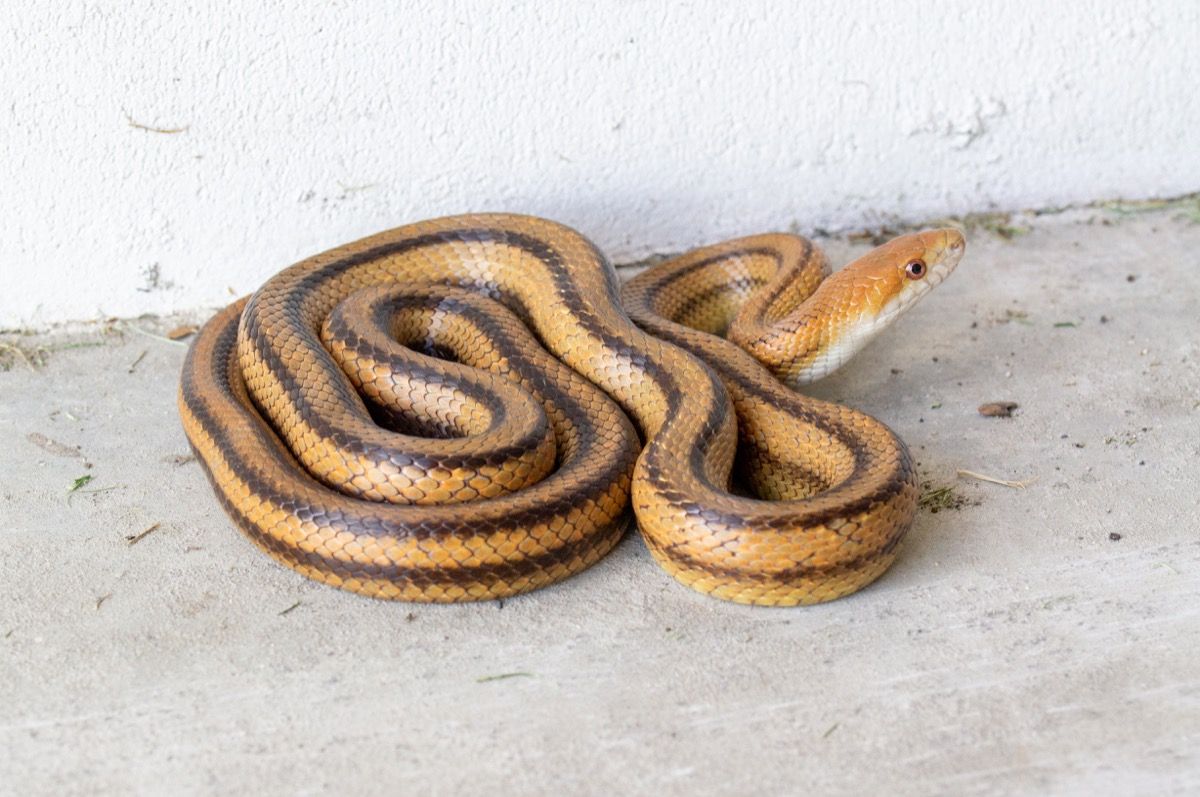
<box><xmin>162</xmin><ymin>454</ymin><xmax>196</xmax><ymax>467</ymax></box>
<box><xmin>27</xmin><ymin>433</ymin><xmax>83</xmax><ymax>458</ymax></box>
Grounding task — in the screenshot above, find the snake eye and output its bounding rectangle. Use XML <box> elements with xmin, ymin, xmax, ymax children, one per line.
<box><xmin>905</xmin><ymin>260</ymin><xmax>926</xmax><ymax>280</ymax></box>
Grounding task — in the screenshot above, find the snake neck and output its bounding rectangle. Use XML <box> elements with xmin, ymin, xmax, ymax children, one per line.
<box><xmin>728</xmin><ymin>228</ymin><xmax>965</xmax><ymax>387</ymax></box>
<box><xmin>726</xmin><ymin>273</ymin><xmax>880</xmax><ymax>386</ymax></box>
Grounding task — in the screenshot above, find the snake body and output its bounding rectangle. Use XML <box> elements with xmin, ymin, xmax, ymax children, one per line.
<box><xmin>179</xmin><ymin>214</ymin><xmax>964</xmax><ymax>605</ymax></box>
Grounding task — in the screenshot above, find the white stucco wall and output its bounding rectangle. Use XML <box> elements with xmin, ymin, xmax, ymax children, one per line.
<box><xmin>3</xmin><ymin>1</ymin><xmax>1198</xmax><ymax>326</ymax></box>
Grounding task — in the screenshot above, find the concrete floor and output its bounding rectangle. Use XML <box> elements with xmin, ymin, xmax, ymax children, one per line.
<box><xmin>3</xmin><ymin>206</ymin><xmax>1198</xmax><ymax>795</ymax></box>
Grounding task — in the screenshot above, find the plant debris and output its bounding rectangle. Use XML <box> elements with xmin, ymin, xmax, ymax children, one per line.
<box><xmin>919</xmin><ymin>483</ymin><xmax>975</xmax><ymax>513</ymax></box>
<box><xmin>1053</xmin><ymin>321</ymin><xmax>1078</xmax><ymax>328</ymax></box>
<box><xmin>68</xmin><ymin>474</ymin><xmax>94</xmax><ymax>492</ymax></box>
<box><xmin>125</xmin><ymin>111</ymin><xmax>189</xmax><ymax>135</ymax></box>
<box><xmin>128</xmin><ymin>349</ymin><xmax>148</xmax><ymax>373</ymax></box>
<box><xmin>848</xmin><ymin>228</ymin><xmax>901</xmax><ymax>246</ymax></box>
<box><xmin>0</xmin><ymin>341</ymin><xmax>46</xmax><ymax>371</ymax></box>
<box><xmin>95</xmin><ymin>593</ymin><xmax>112</xmax><ymax>610</ymax></box>
<box><xmin>53</xmin><ymin>341</ymin><xmax>107</xmax><ymax>353</ymax></box>
<box><xmin>126</xmin><ymin>522</ymin><xmax>161</xmax><ymax>545</ymax></box>
<box><xmin>957</xmin><ymin>469</ymin><xmax>1035</xmax><ymax>489</ymax></box>
<box><xmin>335</xmin><ymin>181</ymin><xmax>380</xmax><ymax>197</ymax></box>
<box><xmin>166</xmin><ymin>325</ymin><xmax>198</xmax><ymax>341</ymax></box>
<box><xmin>979</xmin><ymin>401</ymin><xmax>1019</xmax><ymax>418</ymax></box>
<box><xmin>972</xmin><ymin>212</ymin><xmax>1031</xmax><ymax>240</ymax></box>
<box><xmin>68</xmin><ymin>484</ymin><xmax>123</xmax><ymax>503</ymax></box>
<box><xmin>125</xmin><ymin>323</ymin><xmax>189</xmax><ymax>347</ymax></box>
<box><xmin>278</xmin><ymin>600</ymin><xmax>303</xmax><ymax>616</ymax></box>
<box><xmin>996</xmin><ymin>308</ymin><xmax>1032</xmax><ymax>326</ymax></box>
<box><xmin>828</xmin><ymin>191</ymin><xmax>1200</xmax><ymax>251</ymax></box>
<box><xmin>476</xmin><ymin>672</ymin><xmax>533</xmax><ymax>683</ymax></box>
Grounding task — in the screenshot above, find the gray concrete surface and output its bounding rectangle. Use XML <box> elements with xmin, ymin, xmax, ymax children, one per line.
<box><xmin>2</xmin><ymin>205</ymin><xmax>1198</xmax><ymax>795</ymax></box>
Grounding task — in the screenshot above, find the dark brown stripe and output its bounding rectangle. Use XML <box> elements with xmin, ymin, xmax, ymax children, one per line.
<box><xmin>197</xmin><ymin>451</ymin><xmax>629</xmax><ymax>589</ymax></box>
<box><xmin>183</xmin><ymin>302</ymin><xmax>636</xmax><ymax>545</ymax></box>
<box><xmin>631</xmin><ymin>246</ymin><xmax>785</xmax><ymax>303</ymax></box>
<box><xmin>663</xmin><ymin>276</ymin><xmax>765</xmax><ymax>327</ymax></box>
<box><xmin>620</xmin><ymin>298</ymin><xmax>916</xmax><ymax>529</ymax></box>
<box><xmin>647</xmin><ymin>525</ymin><xmax>906</xmax><ymax>586</ymax></box>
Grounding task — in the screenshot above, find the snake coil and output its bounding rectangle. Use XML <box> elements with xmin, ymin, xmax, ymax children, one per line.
<box><xmin>179</xmin><ymin>214</ymin><xmax>963</xmax><ymax>605</ymax></box>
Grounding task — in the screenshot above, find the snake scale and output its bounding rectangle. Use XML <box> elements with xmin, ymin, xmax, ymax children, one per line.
<box><xmin>179</xmin><ymin>214</ymin><xmax>964</xmax><ymax>605</ymax></box>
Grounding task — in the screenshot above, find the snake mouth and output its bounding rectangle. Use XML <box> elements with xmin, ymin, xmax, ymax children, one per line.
<box><xmin>937</xmin><ymin>229</ymin><xmax>966</xmax><ymax>278</ymax></box>
<box><xmin>924</xmin><ymin>228</ymin><xmax>966</xmax><ymax>288</ymax></box>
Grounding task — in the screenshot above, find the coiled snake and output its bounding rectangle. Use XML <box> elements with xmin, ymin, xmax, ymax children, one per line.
<box><xmin>179</xmin><ymin>214</ymin><xmax>964</xmax><ymax>605</ymax></box>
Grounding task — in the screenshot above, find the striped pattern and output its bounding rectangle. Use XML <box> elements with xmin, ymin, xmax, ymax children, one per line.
<box><xmin>179</xmin><ymin>214</ymin><xmax>963</xmax><ymax>604</ymax></box>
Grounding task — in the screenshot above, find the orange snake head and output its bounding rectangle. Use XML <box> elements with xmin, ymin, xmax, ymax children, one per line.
<box><xmin>789</xmin><ymin>228</ymin><xmax>966</xmax><ymax>383</ymax></box>
<box><xmin>856</xmin><ymin>227</ymin><xmax>966</xmax><ymax>322</ymax></box>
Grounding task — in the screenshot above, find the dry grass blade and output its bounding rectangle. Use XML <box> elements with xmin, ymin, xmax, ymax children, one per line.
<box><xmin>125</xmin><ymin>111</ymin><xmax>189</xmax><ymax>134</ymax></box>
<box><xmin>0</xmin><ymin>341</ymin><xmax>39</xmax><ymax>372</ymax></box>
<box><xmin>124</xmin><ymin>324</ymin><xmax>189</xmax><ymax>347</ymax></box>
<box><xmin>957</xmin><ymin>469</ymin><xmax>1035</xmax><ymax>489</ymax></box>
<box><xmin>128</xmin><ymin>349</ymin><xmax>148</xmax><ymax>373</ymax></box>
<box><xmin>126</xmin><ymin>522</ymin><xmax>161</xmax><ymax>545</ymax></box>
<box><xmin>475</xmin><ymin>672</ymin><xmax>532</xmax><ymax>683</ymax></box>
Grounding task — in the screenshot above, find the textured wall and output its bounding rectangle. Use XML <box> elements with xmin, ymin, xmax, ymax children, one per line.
<box><xmin>3</xmin><ymin>1</ymin><xmax>1198</xmax><ymax>325</ymax></box>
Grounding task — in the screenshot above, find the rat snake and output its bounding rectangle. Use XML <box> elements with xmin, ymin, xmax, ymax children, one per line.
<box><xmin>179</xmin><ymin>214</ymin><xmax>964</xmax><ymax>605</ymax></box>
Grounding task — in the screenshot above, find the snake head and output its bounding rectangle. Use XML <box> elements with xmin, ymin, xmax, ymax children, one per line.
<box><xmin>786</xmin><ymin>228</ymin><xmax>965</xmax><ymax>383</ymax></box>
<box><xmin>864</xmin><ymin>227</ymin><xmax>966</xmax><ymax>324</ymax></box>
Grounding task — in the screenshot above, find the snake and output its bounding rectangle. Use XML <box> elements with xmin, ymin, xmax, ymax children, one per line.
<box><xmin>179</xmin><ymin>214</ymin><xmax>964</xmax><ymax>605</ymax></box>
